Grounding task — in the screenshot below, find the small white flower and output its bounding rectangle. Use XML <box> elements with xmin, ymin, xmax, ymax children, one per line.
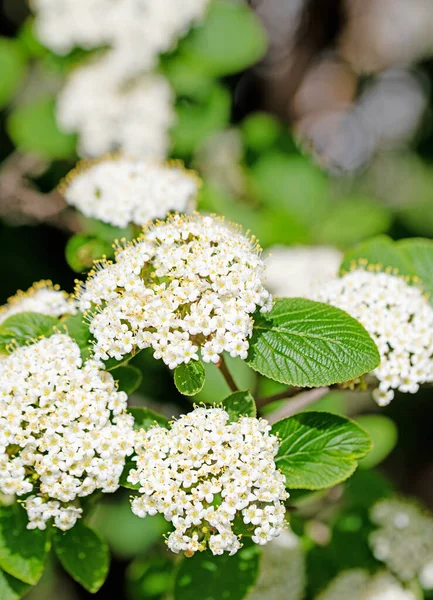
<box><xmin>78</xmin><ymin>214</ymin><xmax>272</xmax><ymax>368</ymax></box>
<box><xmin>129</xmin><ymin>407</ymin><xmax>288</xmax><ymax>556</ymax></box>
<box><xmin>61</xmin><ymin>157</ymin><xmax>200</xmax><ymax>228</ymax></box>
<box><xmin>312</xmin><ymin>268</ymin><xmax>433</xmax><ymax>404</ymax></box>
<box><xmin>0</xmin><ymin>334</ymin><xmax>134</xmax><ymax>530</ymax></box>
<box><xmin>0</xmin><ymin>280</ymin><xmax>75</xmax><ymax>324</ymax></box>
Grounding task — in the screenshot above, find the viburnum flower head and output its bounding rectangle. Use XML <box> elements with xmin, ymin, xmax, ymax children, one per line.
<box><xmin>61</xmin><ymin>157</ymin><xmax>200</xmax><ymax>228</ymax></box>
<box><xmin>78</xmin><ymin>214</ymin><xmax>272</xmax><ymax>369</ymax></box>
<box><xmin>0</xmin><ymin>334</ymin><xmax>134</xmax><ymax>531</ymax></box>
<box><xmin>32</xmin><ymin>0</ymin><xmax>210</xmax><ymax>74</ymax></box>
<box><xmin>0</xmin><ymin>280</ymin><xmax>76</xmax><ymax>324</ymax></box>
<box><xmin>313</xmin><ymin>268</ymin><xmax>433</xmax><ymax>406</ymax></box>
<box><xmin>57</xmin><ymin>57</ymin><xmax>174</xmax><ymax>158</ymax></box>
<box><xmin>128</xmin><ymin>407</ymin><xmax>288</xmax><ymax>556</ymax></box>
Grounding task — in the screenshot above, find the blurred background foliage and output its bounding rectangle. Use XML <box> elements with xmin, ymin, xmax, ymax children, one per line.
<box><xmin>1</xmin><ymin>1</ymin><xmax>433</xmax><ymax>599</ymax></box>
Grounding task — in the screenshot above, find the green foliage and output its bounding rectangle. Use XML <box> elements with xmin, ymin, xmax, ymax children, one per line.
<box><xmin>339</xmin><ymin>235</ymin><xmax>415</xmax><ymax>276</ymax></box>
<box><xmin>65</xmin><ymin>233</ymin><xmax>114</xmax><ymax>273</ymax></box>
<box><xmin>174</xmin><ymin>542</ymin><xmax>260</xmax><ymax>600</ymax></box>
<box><xmin>398</xmin><ymin>238</ymin><xmax>433</xmax><ymax>300</ymax></box>
<box><xmin>174</xmin><ymin>361</ymin><xmax>206</xmax><ymax>396</ymax></box>
<box><xmin>78</xmin><ymin>215</ymin><xmax>134</xmax><ymax>244</ymax></box>
<box><xmin>127</xmin><ymin>555</ymin><xmax>173</xmax><ymax>600</ymax></box>
<box><xmin>61</xmin><ymin>313</ymin><xmax>92</xmax><ymax>361</ymax></box>
<box><xmin>0</xmin><ymin>505</ymin><xmax>50</xmax><ymax>585</ymax></box>
<box><xmin>127</xmin><ymin>407</ymin><xmax>170</xmax><ymax>430</ymax></box>
<box><xmin>356</xmin><ymin>415</ymin><xmax>398</xmax><ymax>469</ymax></box>
<box><xmin>171</xmin><ymin>84</ymin><xmax>231</xmax><ymax>156</ymax></box>
<box><xmin>53</xmin><ymin>522</ymin><xmax>109</xmax><ymax>593</ymax></box>
<box><xmin>316</xmin><ymin>199</ymin><xmax>391</xmax><ymax>248</ymax></box>
<box><xmin>0</xmin><ymin>312</ymin><xmax>58</xmax><ymax>353</ymax></box>
<box><xmin>241</xmin><ymin>112</ymin><xmax>282</xmax><ymax>152</ymax></box>
<box><xmin>175</xmin><ymin>0</ymin><xmax>267</xmax><ymax>78</ymax></box>
<box><xmin>273</xmin><ymin>412</ymin><xmax>372</xmax><ymax>489</ymax></box>
<box><xmin>0</xmin><ymin>38</ymin><xmax>27</xmax><ymax>109</ymax></box>
<box><xmin>194</xmin><ymin>356</ymin><xmax>256</xmax><ymax>404</ymax></box>
<box><xmin>221</xmin><ymin>390</ymin><xmax>256</xmax><ymax>420</ymax></box>
<box><xmin>7</xmin><ymin>97</ymin><xmax>76</xmax><ymax>160</ymax></box>
<box><xmin>0</xmin><ymin>570</ymin><xmax>30</xmax><ymax>600</ymax></box>
<box><xmin>247</xmin><ymin>298</ymin><xmax>380</xmax><ymax>387</ymax></box>
<box><xmin>111</xmin><ymin>365</ymin><xmax>143</xmax><ymax>395</ymax></box>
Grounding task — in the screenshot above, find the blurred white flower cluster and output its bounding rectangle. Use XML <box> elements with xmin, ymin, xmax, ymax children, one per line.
<box><xmin>265</xmin><ymin>246</ymin><xmax>342</xmax><ymax>298</ymax></box>
<box><xmin>370</xmin><ymin>498</ymin><xmax>433</xmax><ymax>585</ymax></box>
<box><xmin>61</xmin><ymin>157</ymin><xmax>200</xmax><ymax>228</ymax></box>
<box><xmin>57</xmin><ymin>60</ymin><xmax>174</xmax><ymax>158</ymax></box>
<box><xmin>32</xmin><ymin>0</ymin><xmax>210</xmax><ymax>69</ymax></box>
<box><xmin>0</xmin><ymin>334</ymin><xmax>134</xmax><ymax>531</ymax></box>
<box><xmin>32</xmin><ymin>0</ymin><xmax>210</xmax><ymax>157</ymax></box>
<box><xmin>129</xmin><ymin>407</ymin><xmax>288</xmax><ymax>556</ymax></box>
<box><xmin>0</xmin><ymin>280</ymin><xmax>75</xmax><ymax>325</ymax></box>
<box><xmin>78</xmin><ymin>214</ymin><xmax>272</xmax><ymax>369</ymax></box>
<box><xmin>313</xmin><ymin>269</ymin><xmax>433</xmax><ymax>405</ymax></box>
<box><xmin>316</xmin><ymin>569</ymin><xmax>416</xmax><ymax>600</ymax></box>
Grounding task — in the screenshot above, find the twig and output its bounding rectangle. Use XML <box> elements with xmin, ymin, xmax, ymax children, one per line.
<box><xmin>266</xmin><ymin>387</ymin><xmax>330</xmax><ymax>423</ymax></box>
<box><xmin>216</xmin><ymin>355</ymin><xmax>238</xmax><ymax>393</ymax></box>
<box><xmin>256</xmin><ymin>387</ymin><xmax>303</xmax><ymax>408</ymax></box>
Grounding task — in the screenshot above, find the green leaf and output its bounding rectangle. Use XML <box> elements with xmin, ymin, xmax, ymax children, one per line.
<box><xmin>0</xmin><ymin>570</ymin><xmax>30</xmax><ymax>600</ymax></box>
<box><xmin>61</xmin><ymin>313</ymin><xmax>92</xmax><ymax>361</ymax></box>
<box><xmin>127</xmin><ymin>555</ymin><xmax>173</xmax><ymax>600</ymax></box>
<box><xmin>171</xmin><ymin>84</ymin><xmax>231</xmax><ymax>156</ymax></box>
<box><xmin>398</xmin><ymin>238</ymin><xmax>433</xmax><ymax>300</ymax></box>
<box><xmin>174</xmin><ymin>542</ymin><xmax>260</xmax><ymax>600</ymax></box>
<box><xmin>174</xmin><ymin>361</ymin><xmax>206</xmax><ymax>396</ymax></box>
<box><xmin>127</xmin><ymin>407</ymin><xmax>170</xmax><ymax>431</ymax></box>
<box><xmin>247</xmin><ymin>298</ymin><xmax>380</xmax><ymax>387</ymax></box>
<box><xmin>339</xmin><ymin>235</ymin><xmax>415</xmax><ymax>277</ymax></box>
<box><xmin>0</xmin><ymin>38</ymin><xmax>27</xmax><ymax>109</ymax></box>
<box><xmin>119</xmin><ymin>457</ymin><xmax>140</xmax><ymax>490</ymax></box>
<box><xmin>355</xmin><ymin>415</ymin><xmax>398</xmax><ymax>469</ymax></box>
<box><xmin>54</xmin><ymin>522</ymin><xmax>109</xmax><ymax>594</ymax></box>
<box><xmin>0</xmin><ymin>312</ymin><xmax>58</xmax><ymax>353</ymax></box>
<box><xmin>78</xmin><ymin>216</ymin><xmax>134</xmax><ymax>244</ymax></box>
<box><xmin>111</xmin><ymin>365</ymin><xmax>142</xmax><ymax>395</ymax></box>
<box><xmin>178</xmin><ymin>0</ymin><xmax>267</xmax><ymax>77</ymax></box>
<box><xmin>221</xmin><ymin>391</ymin><xmax>256</xmax><ymax>420</ymax></box>
<box><xmin>0</xmin><ymin>505</ymin><xmax>50</xmax><ymax>585</ymax></box>
<box><xmin>65</xmin><ymin>233</ymin><xmax>114</xmax><ymax>273</ymax></box>
<box><xmin>7</xmin><ymin>97</ymin><xmax>76</xmax><ymax>160</ymax></box>
<box><xmin>272</xmin><ymin>412</ymin><xmax>372</xmax><ymax>490</ymax></box>
<box><xmin>241</xmin><ymin>112</ymin><xmax>281</xmax><ymax>152</ymax></box>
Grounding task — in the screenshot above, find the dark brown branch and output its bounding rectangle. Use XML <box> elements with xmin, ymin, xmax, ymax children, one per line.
<box><xmin>216</xmin><ymin>356</ymin><xmax>238</xmax><ymax>393</ymax></box>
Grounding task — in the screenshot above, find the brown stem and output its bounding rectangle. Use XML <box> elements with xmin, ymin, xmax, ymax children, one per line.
<box><xmin>266</xmin><ymin>387</ymin><xmax>330</xmax><ymax>423</ymax></box>
<box><xmin>256</xmin><ymin>387</ymin><xmax>303</xmax><ymax>408</ymax></box>
<box><xmin>216</xmin><ymin>356</ymin><xmax>238</xmax><ymax>393</ymax></box>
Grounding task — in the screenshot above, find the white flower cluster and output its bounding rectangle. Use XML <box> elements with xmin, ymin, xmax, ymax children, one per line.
<box><xmin>264</xmin><ymin>245</ymin><xmax>342</xmax><ymax>298</ymax></box>
<box><xmin>369</xmin><ymin>498</ymin><xmax>433</xmax><ymax>582</ymax></box>
<box><xmin>312</xmin><ymin>268</ymin><xmax>433</xmax><ymax>405</ymax></box>
<box><xmin>61</xmin><ymin>157</ymin><xmax>200</xmax><ymax>228</ymax></box>
<box><xmin>128</xmin><ymin>407</ymin><xmax>288</xmax><ymax>556</ymax></box>
<box><xmin>316</xmin><ymin>570</ymin><xmax>416</xmax><ymax>600</ymax></box>
<box><xmin>57</xmin><ymin>59</ymin><xmax>174</xmax><ymax>158</ymax></box>
<box><xmin>78</xmin><ymin>214</ymin><xmax>272</xmax><ymax>369</ymax></box>
<box><xmin>32</xmin><ymin>0</ymin><xmax>210</xmax><ymax>71</ymax></box>
<box><xmin>0</xmin><ymin>334</ymin><xmax>134</xmax><ymax>530</ymax></box>
<box><xmin>0</xmin><ymin>281</ymin><xmax>75</xmax><ymax>325</ymax></box>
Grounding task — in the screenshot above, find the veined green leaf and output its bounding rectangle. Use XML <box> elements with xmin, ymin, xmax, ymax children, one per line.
<box><xmin>247</xmin><ymin>298</ymin><xmax>380</xmax><ymax>387</ymax></box>
<box><xmin>174</xmin><ymin>361</ymin><xmax>206</xmax><ymax>396</ymax></box>
<box><xmin>0</xmin><ymin>312</ymin><xmax>58</xmax><ymax>353</ymax></box>
<box><xmin>221</xmin><ymin>391</ymin><xmax>256</xmax><ymax>420</ymax></box>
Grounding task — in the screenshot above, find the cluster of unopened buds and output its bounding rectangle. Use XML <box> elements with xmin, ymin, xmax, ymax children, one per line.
<box><xmin>78</xmin><ymin>213</ymin><xmax>272</xmax><ymax>369</ymax></box>
<box><xmin>313</xmin><ymin>267</ymin><xmax>433</xmax><ymax>405</ymax></box>
<box><xmin>0</xmin><ymin>334</ymin><xmax>135</xmax><ymax>530</ymax></box>
<box><xmin>129</xmin><ymin>406</ymin><xmax>288</xmax><ymax>556</ymax></box>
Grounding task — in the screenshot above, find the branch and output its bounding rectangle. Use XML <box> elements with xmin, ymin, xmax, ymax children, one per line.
<box><xmin>256</xmin><ymin>387</ymin><xmax>303</xmax><ymax>408</ymax></box>
<box><xmin>266</xmin><ymin>387</ymin><xmax>330</xmax><ymax>423</ymax></box>
<box><xmin>216</xmin><ymin>356</ymin><xmax>238</xmax><ymax>393</ymax></box>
